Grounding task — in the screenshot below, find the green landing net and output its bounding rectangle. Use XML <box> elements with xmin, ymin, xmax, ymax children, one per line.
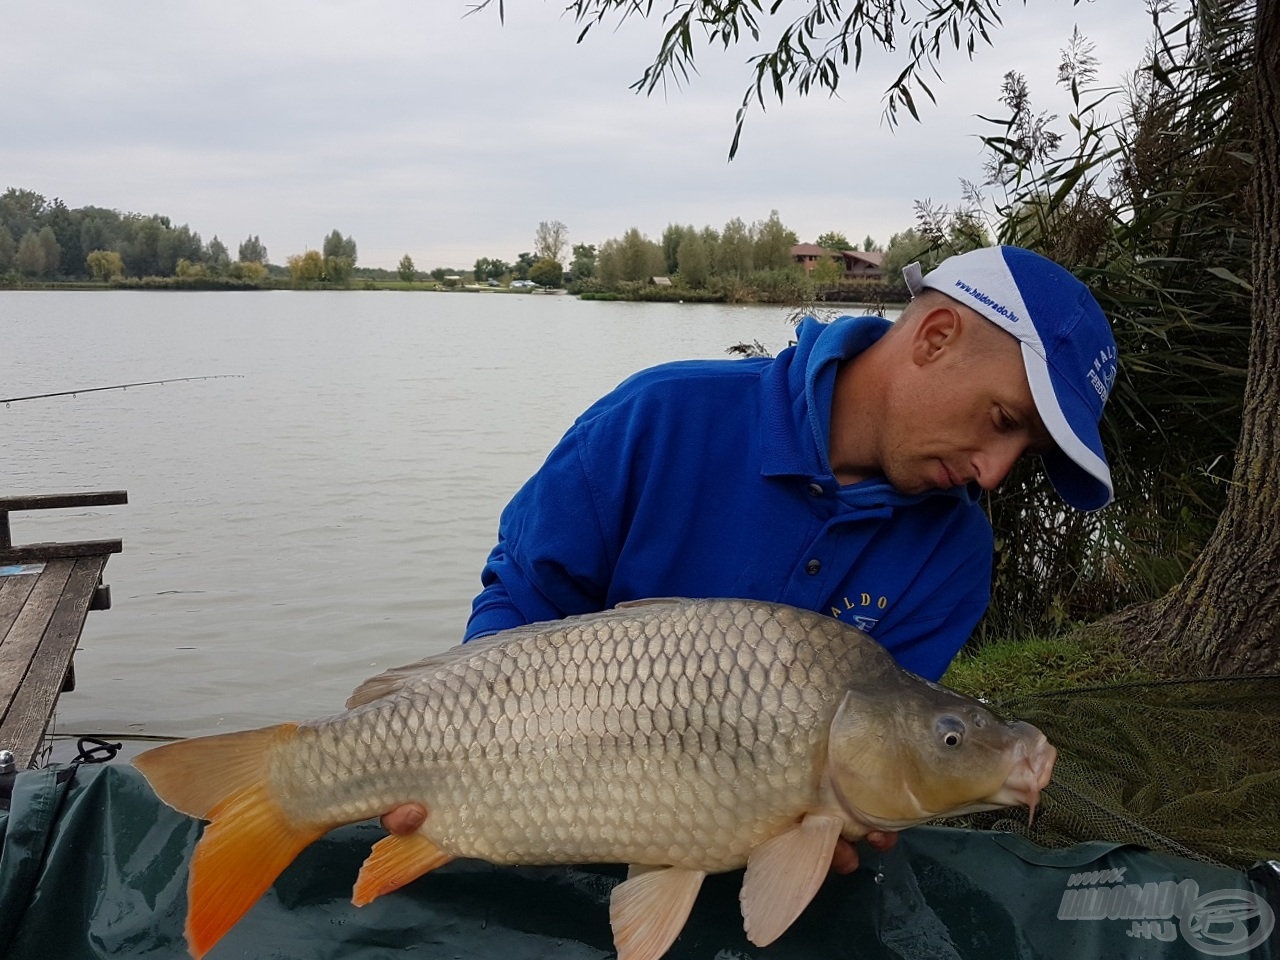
<box><xmin>949</xmin><ymin>675</ymin><xmax>1280</xmax><ymax>869</ymax></box>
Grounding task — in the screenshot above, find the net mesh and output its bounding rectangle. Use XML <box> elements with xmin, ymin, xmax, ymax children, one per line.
<box><xmin>946</xmin><ymin>675</ymin><xmax>1280</xmax><ymax>869</ymax></box>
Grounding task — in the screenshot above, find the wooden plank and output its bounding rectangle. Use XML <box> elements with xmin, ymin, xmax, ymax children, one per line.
<box><xmin>0</xmin><ymin>556</ymin><xmax>107</xmax><ymax>768</ymax></box>
<box><xmin>0</xmin><ymin>559</ymin><xmax>73</xmax><ymax>715</ymax></box>
<box><xmin>0</xmin><ymin>572</ymin><xmax>40</xmax><ymax>642</ymax></box>
<box><xmin>0</xmin><ymin>491</ymin><xmax>129</xmax><ymax>512</ymax></box>
<box><xmin>0</xmin><ymin>539</ymin><xmax>124</xmax><ymax>563</ymax></box>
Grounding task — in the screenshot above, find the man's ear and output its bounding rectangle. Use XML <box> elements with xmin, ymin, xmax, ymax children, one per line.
<box><xmin>911</xmin><ymin>303</ymin><xmax>963</xmax><ymax>365</ymax></box>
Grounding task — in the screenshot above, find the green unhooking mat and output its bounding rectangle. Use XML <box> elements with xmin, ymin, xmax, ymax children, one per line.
<box><xmin>1</xmin><ymin>764</ymin><xmax>1276</xmax><ymax>960</ymax></box>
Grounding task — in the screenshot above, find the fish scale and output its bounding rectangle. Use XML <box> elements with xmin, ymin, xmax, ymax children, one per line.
<box><xmin>272</xmin><ymin>600</ymin><xmax>872</xmax><ymax>871</ymax></box>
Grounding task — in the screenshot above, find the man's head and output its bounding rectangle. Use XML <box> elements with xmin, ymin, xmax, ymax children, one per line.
<box><xmin>903</xmin><ymin>246</ymin><xmax>1117</xmax><ymax>511</ymax></box>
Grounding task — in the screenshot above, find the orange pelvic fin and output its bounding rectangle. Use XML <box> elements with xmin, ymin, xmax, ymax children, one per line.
<box><xmin>133</xmin><ymin>724</ymin><xmax>326</xmax><ymax>959</ymax></box>
<box><xmin>353</xmin><ymin>831</ymin><xmax>454</xmax><ymax>906</ymax></box>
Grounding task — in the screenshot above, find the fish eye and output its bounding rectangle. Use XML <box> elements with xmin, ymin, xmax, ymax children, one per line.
<box><xmin>937</xmin><ymin>716</ymin><xmax>966</xmax><ymax>747</ymax></box>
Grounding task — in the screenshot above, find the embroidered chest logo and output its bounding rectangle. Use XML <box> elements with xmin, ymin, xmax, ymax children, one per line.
<box><xmin>831</xmin><ymin>592</ymin><xmax>888</xmax><ymax>632</ymax></box>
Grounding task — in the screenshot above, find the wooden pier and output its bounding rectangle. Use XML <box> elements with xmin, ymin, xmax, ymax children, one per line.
<box><xmin>0</xmin><ymin>491</ymin><xmax>125</xmax><ymax>770</ymax></box>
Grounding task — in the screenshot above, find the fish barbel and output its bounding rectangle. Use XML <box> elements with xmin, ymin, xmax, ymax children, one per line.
<box><xmin>134</xmin><ymin>597</ymin><xmax>1056</xmax><ymax>960</ymax></box>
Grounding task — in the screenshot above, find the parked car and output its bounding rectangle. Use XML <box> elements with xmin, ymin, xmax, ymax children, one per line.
<box><xmin>510</xmin><ymin>279</ymin><xmax>536</xmax><ymax>288</ymax></box>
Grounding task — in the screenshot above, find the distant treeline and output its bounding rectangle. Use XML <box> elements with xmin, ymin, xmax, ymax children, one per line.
<box><xmin>0</xmin><ymin>186</ymin><xmax>384</xmax><ymax>289</ymax></box>
<box><xmin>0</xmin><ymin>187</ymin><xmax>281</xmax><ymax>283</ymax></box>
<box><xmin>568</xmin><ymin>211</ymin><xmax>939</xmax><ymax>304</ymax></box>
<box><xmin>1</xmin><ymin>186</ymin><xmax>940</xmax><ymax>302</ymax></box>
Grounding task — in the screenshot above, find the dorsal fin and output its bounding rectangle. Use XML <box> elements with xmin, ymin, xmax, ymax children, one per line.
<box><xmin>345</xmin><ymin>635</ymin><xmax>507</xmax><ymax>708</ymax></box>
<box><xmin>613</xmin><ymin>596</ymin><xmax>695</xmax><ymax>609</ymax></box>
<box><xmin>349</xmin><ymin>601</ymin><xmax>697</xmax><ymax>708</ymax></box>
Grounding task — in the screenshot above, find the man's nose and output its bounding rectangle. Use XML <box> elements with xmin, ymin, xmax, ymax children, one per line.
<box><xmin>974</xmin><ymin>444</ymin><xmax>1022</xmax><ymax>490</ymax></box>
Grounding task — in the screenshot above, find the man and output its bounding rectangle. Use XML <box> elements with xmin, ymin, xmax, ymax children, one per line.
<box><xmin>384</xmin><ymin>245</ymin><xmax>1118</xmax><ymax>870</ymax></box>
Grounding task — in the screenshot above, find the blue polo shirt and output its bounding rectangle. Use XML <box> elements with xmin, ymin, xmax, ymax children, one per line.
<box><xmin>465</xmin><ymin>314</ymin><xmax>993</xmax><ymax>680</ymax></box>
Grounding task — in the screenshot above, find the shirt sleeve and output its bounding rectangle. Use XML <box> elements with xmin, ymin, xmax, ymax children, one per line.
<box><xmin>464</xmin><ymin>418</ymin><xmax>615</xmax><ymax>640</ymax></box>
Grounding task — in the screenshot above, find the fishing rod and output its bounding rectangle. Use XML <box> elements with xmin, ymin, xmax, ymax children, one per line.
<box><xmin>2</xmin><ymin>375</ymin><xmax>243</xmax><ymax>405</ymax></box>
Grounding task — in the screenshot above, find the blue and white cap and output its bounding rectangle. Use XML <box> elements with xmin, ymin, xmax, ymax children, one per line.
<box><xmin>904</xmin><ymin>246</ymin><xmax>1117</xmax><ymax>511</ymax></box>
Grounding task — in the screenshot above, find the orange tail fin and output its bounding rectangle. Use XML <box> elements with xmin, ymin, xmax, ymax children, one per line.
<box><xmin>185</xmin><ymin>780</ymin><xmax>327</xmax><ymax>958</ymax></box>
<box><xmin>134</xmin><ymin>724</ymin><xmax>327</xmax><ymax>959</ymax></box>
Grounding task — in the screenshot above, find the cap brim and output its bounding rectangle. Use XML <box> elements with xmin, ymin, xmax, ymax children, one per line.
<box><xmin>1020</xmin><ymin>342</ymin><xmax>1114</xmax><ymax>510</ymax></box>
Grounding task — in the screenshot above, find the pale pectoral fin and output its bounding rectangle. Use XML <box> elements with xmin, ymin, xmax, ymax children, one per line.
<box><xmin>740</xmin><ymin>813</ymin><xmax>843</xmax><ymax>947</ymax></box>
<box><xmin>352</xmin><ymin>832</ymin><xmax>453</xmax><ymax>906</ymax></box>
<box><xmin>610</xmin><ymin>865</ymin><xmax>706</xmax><ymax>960</ymax></box>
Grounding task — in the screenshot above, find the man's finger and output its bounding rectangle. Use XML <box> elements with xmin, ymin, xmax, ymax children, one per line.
<box><xmin>830</xmin><ymin>838</ymin><xmax>860</xmax><ymax>875</ymax></box>
<box><xmin>380</xmin><ymin>802</ymin><xmax>428</xmax><ymax>835</ymax></box>
<box><xmin>865</xmin><ymin>830</ymin><xmax>898</xmax><ymax>853</ymax></box>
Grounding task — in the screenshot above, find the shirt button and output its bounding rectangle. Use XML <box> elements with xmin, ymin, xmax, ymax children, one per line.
<box><xmin>806</xmin><ymin>559</ymin><xmax>821</xmax><ymax>575</ymax></box>
<box><xmin>807</xmin><ymin>482</ymin><xmax>823</xmax><ymax>497</ymax></box>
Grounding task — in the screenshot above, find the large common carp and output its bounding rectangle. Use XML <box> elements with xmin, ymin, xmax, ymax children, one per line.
<box><xmin>134</xmin><ymin>597</ymin><xmax>1056</xmax><ymax>960</ymax></box>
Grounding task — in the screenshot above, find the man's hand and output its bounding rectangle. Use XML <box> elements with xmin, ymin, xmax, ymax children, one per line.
<box><xmin>382</xmin><ymin>802</ymin><xmax>428</xmax><ymax>835</ymax></box>
<box><xmin>831</xmin><ymin>831</ymin><xmax>898</xmax><ymax>874</ymax></box>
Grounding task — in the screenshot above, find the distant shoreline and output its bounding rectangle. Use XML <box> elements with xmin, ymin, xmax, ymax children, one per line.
<box><xmin>0</xmin><ymin>278</ymin><xmax>909</xmax><ymax>308</ymax></box>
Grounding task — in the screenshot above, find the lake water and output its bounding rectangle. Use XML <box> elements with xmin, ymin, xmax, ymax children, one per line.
<box><xmin>2</xmin><ymin>289</ymin><xmax>878</xmax><ymax>760</ymax></box>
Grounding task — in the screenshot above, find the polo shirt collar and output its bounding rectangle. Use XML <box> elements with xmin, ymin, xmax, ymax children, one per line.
<box><xmin>758</xmin><ymin>313</ymin><xmax>981</xmax><ymax>508</ymax></box>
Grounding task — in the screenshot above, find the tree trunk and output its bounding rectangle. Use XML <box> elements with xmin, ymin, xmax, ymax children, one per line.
<box><xmin>1117</xmin><ymin>0</ymin><xmax>1280</xmax><ymax>673</ymax></box>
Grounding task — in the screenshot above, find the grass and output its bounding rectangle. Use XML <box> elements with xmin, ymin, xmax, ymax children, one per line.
<box><xmin>941</xmin><ymin>625</ymin><xmax>1166</xmax><ymax>701</ymax></box>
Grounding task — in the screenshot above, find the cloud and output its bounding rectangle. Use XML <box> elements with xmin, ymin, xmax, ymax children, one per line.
<box><xmin>1</xmin><ymin>0</ymin><xmax>1155</xmax><ymax>269</ymax></box>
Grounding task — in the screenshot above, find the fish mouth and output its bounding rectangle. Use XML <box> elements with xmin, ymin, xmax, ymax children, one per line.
<box><xmin>988</xmin><ymin>726</ymin><xmax>1057</xmax><ymax>824</ymax></box>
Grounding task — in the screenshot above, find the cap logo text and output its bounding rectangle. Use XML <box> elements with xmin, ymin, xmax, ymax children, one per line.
<box><xmin>951</xmin><ymin>278</ymin><xmax>1023</xmax><ymax>325</ymax></box>
<box><xmin>1087</xmin><ymin>345</ymin><xmax>1118</xmax><ymax>403</ymax></box>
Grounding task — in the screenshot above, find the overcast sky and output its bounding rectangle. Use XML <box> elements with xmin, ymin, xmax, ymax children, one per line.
<box><xmin>2</xmin><ymin>1</ymin><xmax>1157</xmax><ymax>271</ymax></box>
